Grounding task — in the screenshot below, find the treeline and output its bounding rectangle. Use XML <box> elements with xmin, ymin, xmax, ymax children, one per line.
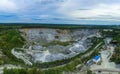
<box><xmin>0</xmin><ymin>23</ymin><xmax>120</xmax><ymax>29</ymax></box>
<box><xmin>43</xmin><ymin>58</ymin><xmax>81</xmax><ymax>74</ymax></box>
<box><xmin>4</xmin><ymin>68</ymin><xmax>43</xmax><ymax>74</ymax></box>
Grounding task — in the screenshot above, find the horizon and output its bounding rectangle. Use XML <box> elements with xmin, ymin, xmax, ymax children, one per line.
<box><xmin>0</xmin><ymin>22</ymin><xmax>120</xmax><ymax>26</ymax></box>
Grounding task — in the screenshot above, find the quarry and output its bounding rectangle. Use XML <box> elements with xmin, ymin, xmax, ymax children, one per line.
<box><xmin>11</xmin><ymin>28</ymin><xmax>101</xmax><ymax>64</ymax></box>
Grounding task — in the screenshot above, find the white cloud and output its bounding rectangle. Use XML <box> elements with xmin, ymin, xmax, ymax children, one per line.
<box><xmin>58</xmin><ymin>0</ymin><xmax>120</xmax><ymax>21</ymax></box>
<box><xmin>0</xmin><ymin>0</ymin><xmax>18</xmax><ymax>12</ymax></box>
<box><xmin>70</xmin><ymin>4</ymin><xmax>120</xmax><ymax>18</ymax></box>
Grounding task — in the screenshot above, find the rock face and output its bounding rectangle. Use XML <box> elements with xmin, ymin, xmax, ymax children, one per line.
<box><xmin>33</xmin><ymin>45</ymin><xmax>42</xmax><ymax>50</ymax></box>
<box><xmin>19</xmin><ymin>28</ymin><xmax>100</xmax><ymax>62</ymax></box>
<box><xmin>20</xmin><ymin>29</ymin><xmax>72</xmax><ymax>43</ymax></box>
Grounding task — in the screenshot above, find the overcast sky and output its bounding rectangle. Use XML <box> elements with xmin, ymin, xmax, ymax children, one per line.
<box><xmin>0</xmin><ymin>0</ymin><xmax>120</xmax><ymax>25</ymax></box>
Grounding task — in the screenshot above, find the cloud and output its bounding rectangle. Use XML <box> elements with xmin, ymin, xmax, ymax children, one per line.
<box><xmin>0</xmin><ymin>0</ymin><xmax>120</xmax><ymax>24</ymax></box>
<box><xmin>0</xmin><ymin>0</ymin><xmax>18</xmax><ymax>12</ymax></box>
<box><xmin>71</xmin><ymin>4</ymin><xmax>120</xmax><ymax>18</ymax></box>
<box><xmin>58</xmin><ymin>0</ymin><xmax>120</xmax><ymax>21</ymax></box>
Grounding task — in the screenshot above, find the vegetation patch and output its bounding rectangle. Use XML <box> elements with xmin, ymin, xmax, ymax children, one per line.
<box><xmin>109</xmin><ymin>30</ymin><xmax>120</xmax><ymax>64</ymax></box>
<box><xmin>0</xmin><ymin>29</ymin><xmax>25</xmax><ymax>65</ymax></box>
<box><xmin>4</xmin><ymin>58</ymin><xmax>81</xmax><ymax>74</ymax></box>
<box><xmin>42</xmin><ymin>41</ymin><xmax>75</xmax><ymax>47</ymax></box>
<box><xmin>110</xmin><ymin>46</ymin><xmax>120</xmax><ymax>64</ymax></box>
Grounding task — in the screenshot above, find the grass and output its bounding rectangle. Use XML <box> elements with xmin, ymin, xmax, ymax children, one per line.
<box><xmin>42</xmin><ymin>41</ymin><xmax>76</xmax><ymax>47</ymax></box>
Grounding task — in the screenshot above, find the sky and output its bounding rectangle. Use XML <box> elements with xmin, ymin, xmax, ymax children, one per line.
<box><xmin>0</xmin><ymin>0</ymin><xmax>120</xmax><ymax>25</ymax></box>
